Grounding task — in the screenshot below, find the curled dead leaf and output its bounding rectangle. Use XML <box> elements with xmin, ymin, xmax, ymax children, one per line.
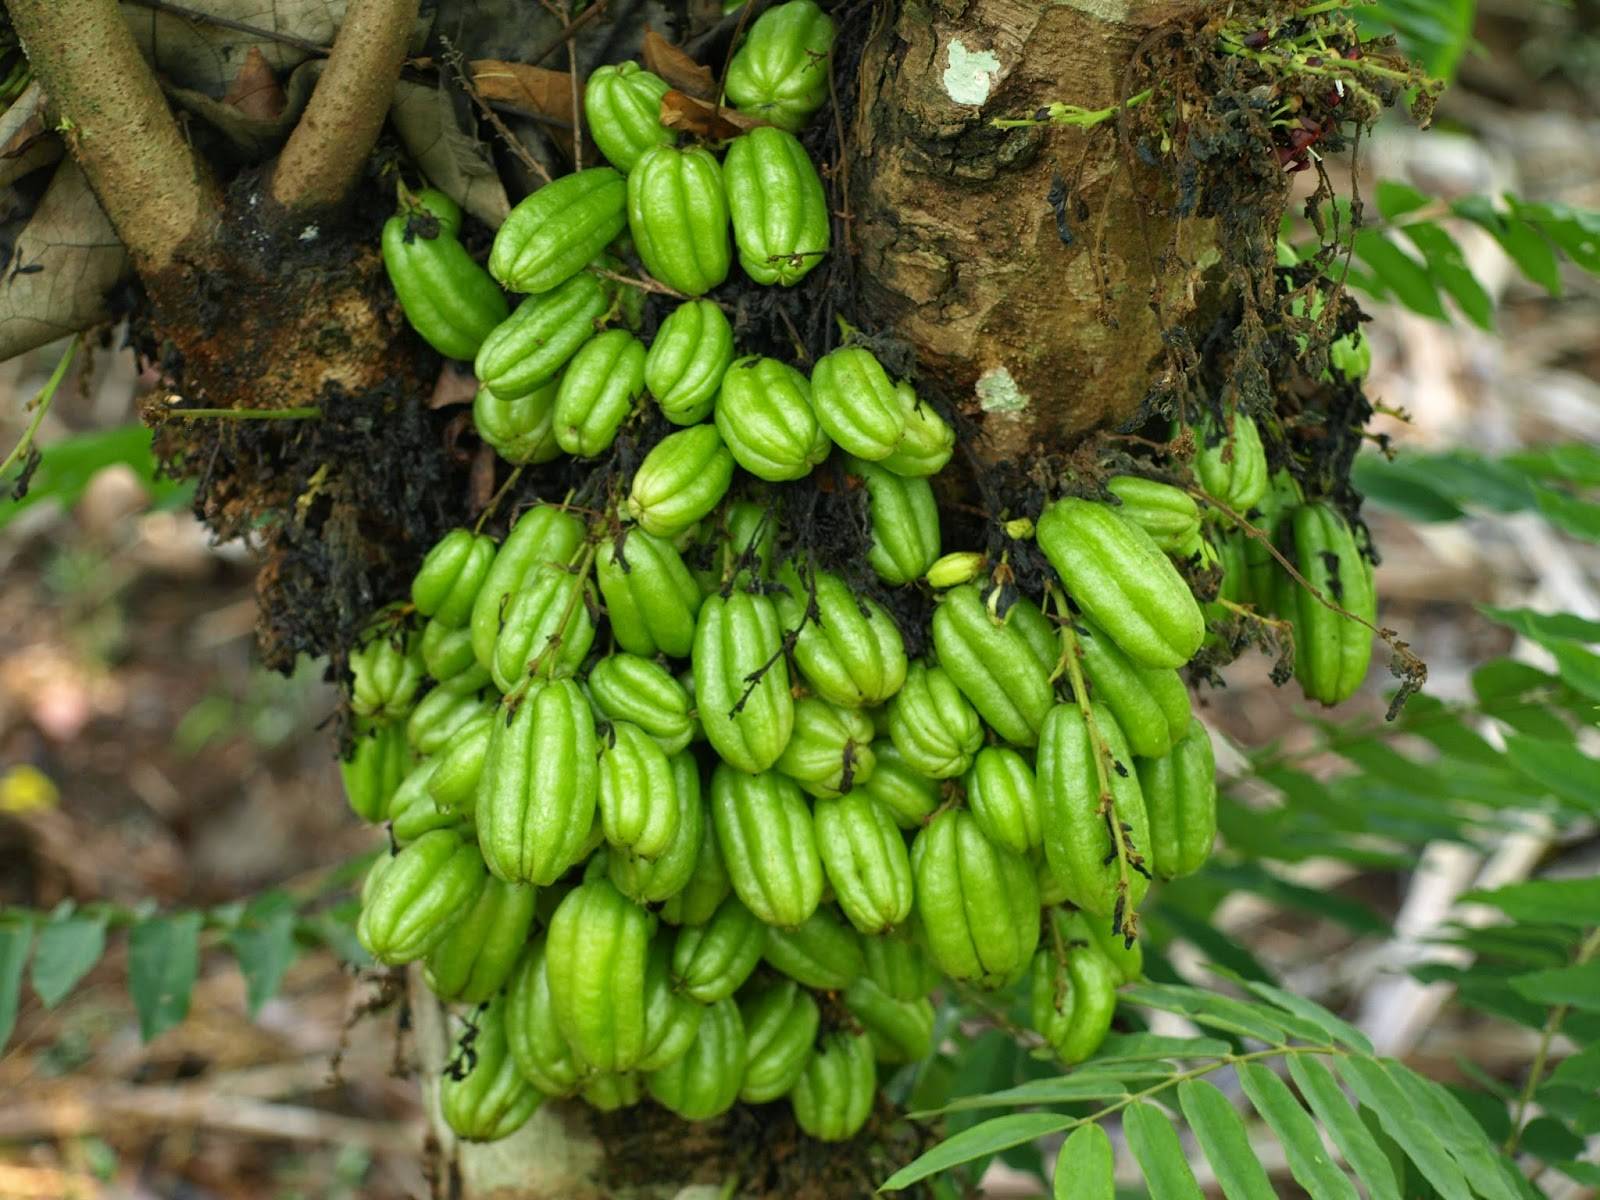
<box><xmin>223</xmin><ymin>48</ymin><xmax>287</xmax><ymax>122</ymax></box>
<box><xmin>471</xmin><ymin>60</ymin><xmax>574</xmax><ymax>125</ymax></box>
<box><xmin>642</xmin><ymin>30</ymin><xmax>716</xmax><ymax>101</ymax></box>
<box><xmin>659</xmin><ymin>91</ymin><xmax>767</xmax><ymax>141</ymax></box>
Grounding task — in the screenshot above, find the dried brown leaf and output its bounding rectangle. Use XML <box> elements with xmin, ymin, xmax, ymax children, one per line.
<box><xmin>222</xmin><ymin>48</ymin><xmax>287</xmax><ymax>122</ymax></box>
<box><xmin>659</xmin><ymin>91</ymin><xmax>766</xmax><ymax>140</ymax></box>
<box><xmin>471</xmin><ymin>60</ymin><xmax>574</xmax><ymax>125</ymax></box>
<box><xmin>642</xmin><ymin>30</ymin><xmax>715</xmax><ymax>101</ymax></box>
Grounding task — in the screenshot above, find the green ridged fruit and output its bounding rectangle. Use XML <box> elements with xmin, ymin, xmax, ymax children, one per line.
<box><xmin>1074</xmin><ymin>617</ymin><xmax>1191</xmax><ymax>759</ymax></box>
<box><xmin>477</xmin><ymin>680</ymin><xmax>598</xmax><ymax>886</ymax></box>
<box><xmin>1280</xmin><ymin>502</ymin><xmax>1376</xmax><ymax>705</ymax></box>
<box><xmin>843</xmin><ymin>976</ymin><xmax>934</xmax><ymax>1064</ymax></box>
<box><xmin>1070</xmin><ymin>910</ymin><xmax>1143</xmax><ymax>986</ymax></box>
<box><xmin>844</xmin><ymin>456</ymin><xmax>940</xmax><ymax>585</ymax></box>
<box><xmin>474</xmin><ymin>380</ymin><xmax>562</xmax><ymax>466</ymax></box>
<box><xmin>1036</xmin><ymin>701</ymin><xmax>1152</xmax><ymax>918</ymax></box>
<box><xmin>388</xmin><ymin>759</ymin><xmax>464</xmax><ymax>844</ymax></box>
<box><xmin>595</xmin><ymin>527</ymin><xmax>702</xmax><ymax>660</ymax></box>
<box><xmin>470</xmin><ymin>505</ymin><xmax>588</xmax><ymax>673</ymax></box>
<box><xmin>382</xmin><ymin>189</ymin><xmax>508</xmax><ymax>360</ymax></box>
<box><xmin>490</xmin><ymin>560</ymin><xmax>596</xmax><ymax>692</ymax></box>
<box><xmin>762</xmin><ymin>904</ymin><xmax>864</xmax><ymax>990</ymax></box>
<box><xmin>506</xmin><ymin>939</ymin><xmax>590</xmax><ymax>1097</ymax></box>
<box><xmin>790</xmin><ymin>1030</ymin><xmax>875</xmax><ymax>1142</ymax></box>
<box><xmin>1105</xmin><ymin>476</ymin><xmax>1202</xmax><ymax>554</ymax></box>
<box><xmin>724</xmin><ymin>0</ymin><xmax>836</xmax><ymax>132</ymax></box>
<box><xmin>739</xmin><ymin>980</ymin><xmax>820</xmax><ymax>1103</ymax></box>
<box><xmin>627</xmin><ymin>145</ymin><xmax>730</xmax><ymax>296</ymax></box>
<box><xmin>1137</xmin><ymin>716</ymin><xmax>1217</xmax><ymax>880</ymax></box>
<box><xmin>627</xmin><ymin>424</ymin><xmax>735</xmax><ymax>538</ymax></box>
<box><xmin>878</xmin><ymin>383</ymin><xmax>953</xmax><ymax>477</ymax></box>
<box><xmin>776</xmin><ymin>696</ymin><xmax>876</xmax><ymax>799</ymax></box>
<box><xmin>659</xmin><ymin>809</ymin><xmax>732</xmax><ymax>926</ymax></box>
<box><xmin>585</xmin><ymin>63</ymin><xmax>675</xmax><ymax>172</ymax></box>
<box><xmin>440</xmin><ymin>996</ymin><xmax>544</xmax><ymax>1142</ymax></box>
<box><xmin>1036</xmin><ymin>497</ymin><xmax>1204</xmax><ymax>669</ymax></box>
<box><xmin>775</xmin><ymin>562</ymin><xmax>907</xmax><ymax>709</ymax></box>
<box><xmin>671</xmin><ymin>895</ymin><xmax>764</xmax><ymax>1003</ymax></box>
<box><xmin>714</xmin><ymin>355</ymin><xmax>830</xmax><ymax>481</ymax></box>
<box><xmin>710</xmin><ymin>764</ymin><xmax>823</xmax><ymax>929</ymax></box>
<box><xmin>350</xmin><ymin>620</ymin><xmax>424</xmax><ymax>723</ymax></box>
<box><xmin>598</xmin><ymin>721</ymin><xmax>682</xmax><ymax>861</ymax></box>
<box><xmin>644</xmin><ymin>299</ymin><xmax>734</xmax><ymax>426</ymax></box>
<box><xmin>1194</xmin><ymin>412</ymin><xmax>1268</xmax><ymax>514</ymax></box>
<box><xmin>413</xmin><ymin>529</ymin><xmax>498</xmax><ymax>629</ymax></box>
<box><xmin>553</xmin><ymin>328</ymin><xmax>647</xmax><ymax>457</ymax></box>
<box><xmin>587</xmin><ymin>653</ymin><xmax>696</xmax><ymax>755</ymax></box>
<box><xmin>645</xmin><ymin>996</ymin><xmax>746</xmax><ymax>1120</ymax></box>
<box><xmin>424</xmin><ymin>876</ymin><xmax>537</xmax><ymax>1004</ymax></box>
<box><xmin>860</xmin><ymin>928</ymin><xmax>937</xmax><ymax>1001</ymax></box>
<box><xmin>814</xmin><ymin>791</ymin><xmax>913</xmax><ymax>934</ymax></box>
<box><xmin>340</xmin><ymin>721</ymin><xmax>410</xmax><ymax>823</ymax></box>
<box><xmin>356</xmin><ymin>829</ymin><xmax>485</xmax><ymax>964</ymax></box>
<box><xmin>811</xmin><ymin>348</ymin><xmax>905</xmax><ymax>462</ymax></box>
<box><xmin>886</xmin><ymin>662</ymin><xmax>983</xmax><ymax>779</ymax></box>
<box><xmin>858</xmin><ymin>743</ymin><xmax>940</xmax><ymax>829</ymax></box>
<box><xmin>545</xmin><ymin>878</ymin><xmax>655</xmax><ymax>1072</ymax></box>
<box><xmin>962</xmin><ymin>745</ymin><xmax>1042</xmax><ymax>855</ymax></box>
<box><xmin>475</xmin><ymin>272</ymin><xmax>611</xmax><ymax>400</ymax></box>
<box><xmin>405</xmin><ymin>685</ymin><xmax>492</xmax><ymax>757</ymax></box>
<box><xmin>608</xmin><ymin>752</ymin><xmax>705</xmax><ymax>904</ymax></box>
<box><xmin>911</xmin><ymin>809</ymin><xmax>1039</xmax><ymax>988</ymax></box>
<box><xmin>693</xmin><ymin>591</ymin><xmax>794</xmax><ymax>774</ymax></box>
<box><xmin>1030</xmin><ymin>940</ymin><xmax>1118</xmax><ymax>1066</ymax></box>
<box><xmin>723</xmin><ymin>126</ymin><xmax>830</xmax><ymax>287</ymax></box>
<box><xmin>932</xmin><ymin>583</ymin><xmax>1055</xmax><ymax>747</ymax></box>
<box><xmin>582</xmin><ymin>1072</ymin><xmax>643</xmax><ymax>1111</ymax></box>
<box><xmin>428</xmin><ymin>713</ymin><xmax>492</xmax><ymax>816</ymax></box>
<box><xmin>638</xmin><ymin>941</ymin><xmax>704</xmax><ymax>1073</ymax></box>
<box><xmin>421</xmin><ymin>619</ymin><xmax>490</xmax><ymax>689</ymax></box>
<box><xmin>489</xmin><ymin>167</ymin><xmax>627</xmax><ymax>294</ymax></box>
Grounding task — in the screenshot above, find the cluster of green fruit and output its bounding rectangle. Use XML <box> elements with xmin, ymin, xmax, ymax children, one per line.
<box><xmin>362</xmin><ymin>0</ymin><xmax>1379</xmax><ymax>1146</ymax></box>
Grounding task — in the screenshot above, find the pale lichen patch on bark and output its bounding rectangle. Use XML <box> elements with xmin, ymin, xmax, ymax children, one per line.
<box><xmin>942</xmin><ymin>40</ymin><xmax>1003</xmax><ymax>106</ymax></box>
<box><xmin>976</xmin><ymin>365</ymin><xmax>1030</xmax><ymax>413</ymax></box>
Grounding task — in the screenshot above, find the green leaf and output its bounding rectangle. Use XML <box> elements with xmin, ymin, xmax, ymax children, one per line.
<box><xmin>1238</xmin><ymin>1061</ymin><xmax>1360</xmax><ymax>1200</ymax></box>
<box><xmin>1503</xmin><ymin>735</ymin><xmax>1600</xmax><ymax>813</ymax></box>
<box><xmin>1549</xmin><ymin>641</ymin><xmax>1600</xmax><ymax>703</ymax></box>
<box><xmin>227</xmin><ymin>894</ymin><xmax>299</xmax><ymax>1018</ymax></box>
<box><xmin>878</xmin><ymin>1111</ymin><xmax>1073</xmax><ymax>1191</ymax></box>
<box><xmin>1535</xmin><ymin>486</ymin><xmax>1600</xmax><ymax>544</ymax></box>
<box><xmin>1178</xmin><ymin>1080</ymin><xmax>1277</xmax><ymax>1200</ymax></box>
<box><xmin>128</xmin><ymin>912</ymin><xmax>202</xmax><ymax>1041</ymax></box>
<box><xmin>1353</xmin><ymin>230</ymin><xmax>1447</xmax><ymax>320</ymax></box>
<box><xmin>1508</xmin><ymin>198</ymin><xmax>1600</xmax><ymax>275</ymax></box>
<box><xmin>1392</xmin><ymin>1068</ymin><xmax>1524</xmax><ymax>1200</ymax></box>
<box><xmin>1478</xmin><ymin>606</ymin><xmax>1600</xmax><ymax>645</ymax></box>
<box><xmin>1234</xmin><ymin>978</ymin><xmax>1374</xmax><ymax>1053</ymax></box>
<box><xmin>1452</xmin><ymin>196</ymin><xmax>1562</xmax><ymax>294</ymax></box>
<box><xmin>0</xmin><ymin>425</ymin><xmax>193</xmax><ymax>532</ymax></box>
<box><xmin>1517</xmin><ymin>1117</ymin><xmax>1583</xmax><ymax>1163</ymax></box>
<box><xmin>1400</xmin><ymin>223</ymin><xmax>1495</xmax><ymax>329</ymax></box>
<box><xmin>31</xmin><ymin>912</ymin><xmax>107</xmax><ymax>1008</ymax></box>
<box><xmin>1467</xmin><ymin>859</ymin><xmax>1600</xmax><ymax>924</ymax></box>
<box><xmin>1123</xmin><ymin>1102</ymin><xmax>1205</xmax><ymax>1200</ymax></box>
<box><xmin>1092</xmin><ymin>1033</ymin><xmax>1233</xmax><ymax>1062</ymax></box>
<box><xmin>1546</xmin><ymin>1042</ymin><xmax>1600</xmax><ymax>1090</ymax></box>
<box><xmin>1508</xmin><ymin>961</ymin><xmax>1600</xmax><ymax>1010</ymax></box>
<box><xmin>0</xmin><ymin>916</ymin><xmax>33</xmax><ymax>1048</ymax></box>
<box><xmin>1053</xmin><ymin>1124</ymin><xmax>1114</xmax><ymax>1200</ymax></box>
<box><xmin>1337</xmin><ymin>1057</ymin><xmax>1475</xmax><ymax>1200</ymax></box>
<box><xmin>1287</xmin><ymin>1056</ymin><xmax>1402</xmax><ymax>1200</ymax></box>
<box><xmin>1376</xmin><ymin>181</ymin><xmax>1434</xmax><ymax>221</ymax></box>
<box><xmin>1123</xmin><ymin>983</ymin><xmax>1291</xmax><ymax>1044</ymax></box>
<box><xmin>1505</xmin><ymin>444</ymin><xmax>1600</xmax><ymax>487</ymax></box>
<box><xmin>908</xmin><ymin>1075</ymin><xmax>1131</xmax><ymax>1118</ymax></box>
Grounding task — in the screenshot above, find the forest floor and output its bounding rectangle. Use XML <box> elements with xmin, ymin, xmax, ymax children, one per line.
<box><xmin>1</xmin><ymin>4</ymin><xmax>1598</xmax><ymax>1197</ymax></box>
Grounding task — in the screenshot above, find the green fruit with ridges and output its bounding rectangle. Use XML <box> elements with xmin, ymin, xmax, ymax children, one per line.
<box><xmin>598</xmin><ymin>721</ymin><xmax>682</xmax><ymax>861</ymax></box>
<box><xmin>627</xmin><ymin>145</ymin><xmax>730</xmax><ymax>296</ymax></box>
<box><xmin>811</xmin><ymin>349</ymin><xmax>905</xmax><ymax>462</ymax></box>
<box><xmin>421</xmin><ymin>619</ymin><xmax>489</xmax><ymax>688</ymax></box>
<box><xmin>587</xmin><ymin>652</ymin><xmax>696</xmax><ymax>754</ymax></box>
<box><xmin>858</xmin><ymin>743</ymin><xmax>940</xmax><ymax>829</ymax></box>
<box><xmin>911</xmin><ymin>809</ymin><xmax>1039</xmax><ymax>988</ymax></box>
<box><xmin>356</xmin><ymin>829</ymin><xmax>486</xmax><ymax>964</ymax></box>
<box><xmin>389</xmin><ymin>759</ymin><xmax>464</xmax><ymax>844</ymax></box>
<box><xmin>1036</xmin><ymin>497</ymin><xmax>1204</xmax><ymax>669</ymax></box>
<box><xmin>638</xmin><ymin>941</ymin><xmax>704</xmax><ymax>1073</ymax></box>
<box><xmin>775</xmin><ymin>562</ymin><xmax>907</xmax><ymax>709</ymax></box>
<box><xmin>644</xmin><ymin>299</ymin><xmax>734</xmax><ymax>425</ymax></box>
<box><xmin>813</xmin><ymin>791</ymin><xmax>913</xmax><ymax>934</ymax></box>
<box><xmin>713</xmin><ymin>499</ymin><xmax>777</xmax><ymax>589</ymax></box>
<box><xmin>790</xmin><ymin>1030</ymin><xmax>875</xmax><ymax>1142</ymax></box>
<box><xmin>552</xmin><ymin>328</ymin><xmax>645</xmax><ymax>457</ymax></box>
<box><xmin>659</xmin><ymin>810</ymin><xmax>731</xmax><ymax>926</ymax></box>
<box><xmin>693</xmin><ymin>591</ymin><xmax>794</xmax><ymax>774</ymax></box>
<box><xmin>1137</xmin><ymin>716</ymin><xmax>1217</xmax><ymax>879</ymax></box>
<box><xmin>471</xmin><ymin>505</ymin><xmax>588</xmax><ymax>672</ymax></box>
<box><xmin>739</xmin><ymin>980</ymin><xmax>820</xmax><ymax>1103</ymax></box>
<box><xmin>878</xmin><ymin>382</ymin><xmax>954</xmax><ymax>477</ymax></box>
<box><xmin>1105</xmin><ymin>476</ymin><xmax>1202</xmax><ymax>554</ymax></box>
<box><xmin>545</xmin><ymin>878</ymin><xmax>655</xmax><ymax>1072</ymax></box>
<box><xmin>477</xmin><ymin>680</ymin><xmax>599</xmax><ymax>886</ymax></box>
<box><xmin>671</xmin><ymin>895</ymin><xmax>765</xmax><ymax>1003</ymax></box>
<box><xmin>1280</xmin><ymin>502</ymin><xmax>1376</xmax><ymax>705</ymax></box>
<box><xmin>885</xmin><ymin>662</ymin><xmax>983</xmax><ymax>780</ymax></box>
<box><xmin>476</xmin><ymin>272</ymin><xmax>611</xmax><ymax>400</ymax></box>
<box><xmin>710</xmin><ymin>764</ymin><xmax>823</xmax><ymax>929</ymax></box>
<box><xmin>506</xmin><ymin>940</ymin><xmax>589</xmax><ymax>1096</ymax></box>
<box><xmin>406</xmin><ymin>686</ymin><xmax>492</xmax><ymax>756</ymax></box>
<box><xmin>860</xmin><ymin>928</ymin><xmax>937</xmax><ymax>1000</ymax></box>
<box><xmin>645</xmin><ymin>995</ymin><xmax>746</xmax><ymax>1120</ymax></box>
<box><xmin>627</xmin><ymin>424</ymin><xmax>735</xmax><ymax>538</ymax></box>
<box><xmin>843</xmin><ymin>976</ymin><xmax>934</xmax><ymax>1064</ymax></box>
<box><xmin>595</xmin><ymin>528</ymin><xmax>702</xmax><ymax>660</ymax></box>
<box><xmin>1037</xmin><ymin>701</ymin><xmax>1152</xmax><ymax>918</ymax></box>
<box><xmin>350</xmin><ymin>621</ymin><xmax>424</xmax><ymax>722</ymax></box>
<box><xmin>1007</xmin><ymin>594</ymin><xmax>1062</xmax><ymax>677</ymax></box>
<box><xmin>341</xmin><ymin>721</ymin><xmax>410</xmax><ymax>822</ymax></box>
<box><xmin>428</xmin><ymin>714</ymin><xmax>492</xmax><ymax>816</ymax></box>
<box><xmin>1068</xmin><ymin>910</ymin><xmax>1143</xmax><ymax>986</ymax></box>
<box><xmin>382</xmin><ymin>190</ymin><xmax>508</xmax><ymax>361</ymax></box>
<box><xmin>1074</xmin><ymin>617</ymin><xmax>1191</xmax><ymax>759</ymax></box>
<box><xmin>932</xmin><ymin>583</ymin><xmax>1055</xmax><ymax>746</ymax></box>
<box><xmin>724</xmin><ymin>0</ymin><xmax>836</xmax><ymax>132</ymax></box>
<box><xmin>777</xmin><ymin>696</ymin><xmax>876</xmax><ymax>799</ymax></box>
<box><xmin>762</xmin><ymin>904</ymin><xmax>864</xmax><ymax>990</ymax></box>
<box><xmin>714</xmin><ymin>354</ymin><xmax>830</xmax><ymax>481</ymax></box>
<box><xmin>424</xmin><ymin>876</ymin><xmax>538</xmax><ymax>1004</ymax></box>
<box><xmin>413</xmin><ymin>529</ymin><xmax>498</xmax><ymax>629</ymax></box>
<box><xmin>585</xmin><ymin>63</ymin><xmax>675</xmax><ymax>172</ymax></box>
<box><xmin>440</xmin><ymin>996</ymin><xmax>544</xmax><ymax>1142</ymax></box>
<box><xmin>582</xmin><ymin>1072</ymin><xmax>642</xmax><ymax>1110</ymax></box>
<box><xmin>1029</xmin><ymin>941</ymin><xmax>1117</xmax><ymax>1066</ymax></box>
<box><xmin>1195</xmin><ymin>412</ymin><xmax>1268</xmax><ymax>514</ymax></box>
<box><xmin>609</xmin><ymin>752</ymin><xmax>704</xmax><ymax>904</ymax></box>
<box><xmin>962</xmin><ymin>745</ymin><xmax>1042</xmax><ymax>855</ymax></box>
<box><xmin>473</xmin><ymin>380</ymin><xmax>563</xmax><ymax>466</ymax></box>
<box><xmin>489</xmin><ymin>167</ymin><xmax>627</xmax><ymax>295</ymax></box>
<box><xmin>723</xmin><ymin>126</ymin><xmax>830</xmax><ymax>287</ymax></box>
<box><xmin>490</xmin><ymin>561</ymin><xmax>596</xmax><ymax>691</ymax></box>
<box><xmin>844</xmin><ymin>456</ymin><xmax>940</xmax><ymax>585</ymax></box>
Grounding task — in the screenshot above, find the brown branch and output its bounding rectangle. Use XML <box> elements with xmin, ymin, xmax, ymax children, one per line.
<box><xmin>8</xmin><ymin>0</ymin><xmax>219</xmax><ymax>273</ymax></box>
<box><xmin>121</xmin><ymin>0</ymin><xmax>333</xmax><ymax>57</ymax></box>
<box><xmin>269</xmin><ymin>0</ymin><xmax>421</xmax><ymax>213</ymax></box>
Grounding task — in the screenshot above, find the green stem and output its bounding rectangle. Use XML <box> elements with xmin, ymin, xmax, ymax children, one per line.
<box><xmin>1505</xmin><ymin>927</ymin><xmax>1600</xmax><ymax>1154</ymax></box>
<box><xmin>990</xmin><ymin>87</ymin><xmax>1153</xmax><ymax>131</ymax></box>
<box><xmin>159</xmin><ymin>406</ymin><xmax>322</xmax><ymax>421</ymax></box>
<box><xmin>475</xmin><ymin>464</ymin><xmax>525</xmax><ymax>535</ymax></box>
<box><xmin>0</xmin><ymin>335</ymin><xmax>81</xmax><ymax>479</ymax></box>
